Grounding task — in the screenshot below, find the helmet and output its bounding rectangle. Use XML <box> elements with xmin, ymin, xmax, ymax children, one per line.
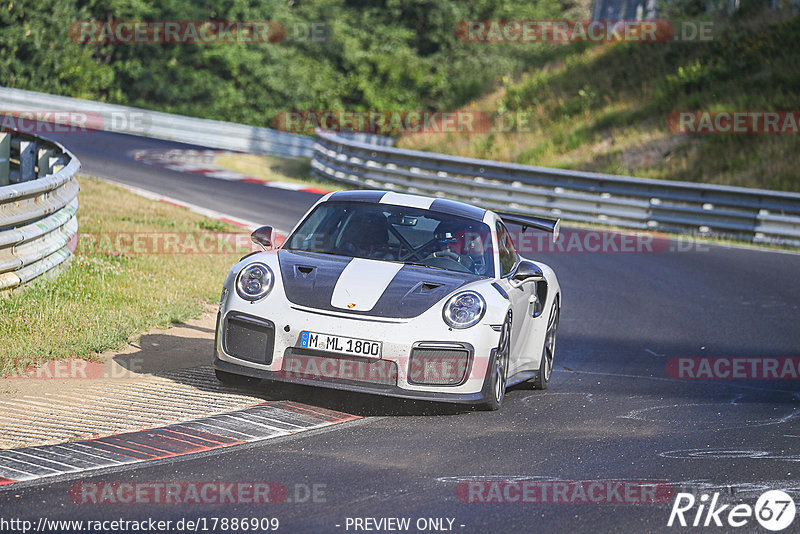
<box><xmin>433</xmin><ymin>221</ymin><xmax>464</xmax><ymax>254</ymax></box>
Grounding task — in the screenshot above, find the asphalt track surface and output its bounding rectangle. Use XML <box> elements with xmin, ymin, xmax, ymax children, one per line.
<box><xmin>1</xmin><ymin>129</ymin><xmax>799</xmax><ymax>533</ymax></box>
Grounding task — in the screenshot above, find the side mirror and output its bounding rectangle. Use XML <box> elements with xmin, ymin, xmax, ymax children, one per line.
<box><xmin>251</xmin><ymin>226</ymin><xmax>274</xmax><ymax>251</ymax></box>
<box><xmin>509</xmin><ymin>260</ymin><xmax>544</xmax><ymax>288</ymax></box>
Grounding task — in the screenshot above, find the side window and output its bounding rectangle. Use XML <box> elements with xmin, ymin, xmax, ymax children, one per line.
<box><xmin>496</xmin><ymin>221</ymin><xmax>518</xmax><ymax>276</ymax></box>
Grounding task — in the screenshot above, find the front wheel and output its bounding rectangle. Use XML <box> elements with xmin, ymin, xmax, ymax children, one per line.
<box><xmin>532</xmin><ymin>298</ymin><xmax>559</xmax><ymax>390</ymax></box>
<box><xmin>479</xmin><ymin>309</ymin><xmax>511</xmax><ymax>411</ymax></box>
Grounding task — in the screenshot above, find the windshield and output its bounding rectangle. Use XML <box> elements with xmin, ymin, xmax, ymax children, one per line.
<box><xmin>285</xmin><ymin>201</ymin><xmax>494</xmax><ymax>277</ymax></box>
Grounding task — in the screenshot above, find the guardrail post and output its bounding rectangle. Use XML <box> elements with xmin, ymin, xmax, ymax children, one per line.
<box><xmin>37</xmin><ymin>148</ymin><xmax>54</xmax><ymax>178</ymax></box>
<box><xmin>18</xmin><ymin>140</ymin><xmax>36</xmax><ymax>182</ymax></box>
<box><xmin>49</xmin><ymin>155</ymin><xmax>67</xmax><ymax>174</ymax></box>
<box><xmin>0</xmin><ymin>133</ymin><xmax>9</xmax><ymax>186</ymax></box>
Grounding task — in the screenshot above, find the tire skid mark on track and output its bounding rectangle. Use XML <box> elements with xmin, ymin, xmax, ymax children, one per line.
<box><xmin>0</xmin><ymin>401</ymin><xmax>358</xmax><ymax>487</ymax></box>
<box><xmin>670</xmin><ymin>479</ymin><xmax>800</xmax><ymax>498</ymax></box>
<box><xmin>660</xmin><ymin>449</ymin><xmax>800</xmax><ymax>462</ymax></box>
<box><xmin>622</xmin><ymin>402</ymin><xmax>800</xmax><ymax>429</ymax></box>
<box><xmin>131</xmin><ymin>148</ymin><xmax>333</xmax><ymax>195</ymax></box>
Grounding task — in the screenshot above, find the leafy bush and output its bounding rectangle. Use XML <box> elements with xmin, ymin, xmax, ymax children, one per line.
<box><xmin>1</xmin><ymin>0</ymin><xmax>567</xmax><ymax>125</ymax></box>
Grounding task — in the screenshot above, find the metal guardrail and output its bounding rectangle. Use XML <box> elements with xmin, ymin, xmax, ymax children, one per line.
<box><xmin>592</xmin><ymin>0</ymin><xmax>657</xmax><ymax>20</ymax></box>
<box><xmin>3</xmin><ymin>88</ymin><xmax>797</xmax><ymax>246</ymax></box>
<box><xmin>592</xmin><ymin>0</ymin><xmax>799</xmax><ymax>19</ymax></box>
<box><xmin>0</xmin><ymin>87</ymin><xmax>393</xmax><ymax>159</ymax></box>
<box><xmin>0</xmin><ymin>131</ymin><xmax>81</xmax><ymax>294</ymax></box>
<box><xmin>312</xmin><ymin>130</ymin><xmax>800</xmax><ymax>245</ymax></box>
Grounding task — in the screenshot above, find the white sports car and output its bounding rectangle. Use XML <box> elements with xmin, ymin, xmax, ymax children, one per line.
<box><xmin>213</xmin><ymin>191</ymin><xmax>561</xmax><ymax>410</ymax></box>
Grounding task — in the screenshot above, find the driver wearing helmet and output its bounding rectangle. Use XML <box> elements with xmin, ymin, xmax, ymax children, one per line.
<box><xmin>431</xmin><ymin>221</ymin><xmax>475</xmax><ymax>271</ymax></box>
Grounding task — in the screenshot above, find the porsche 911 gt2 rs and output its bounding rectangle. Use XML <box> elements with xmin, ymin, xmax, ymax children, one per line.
<box><xmin>213</xmin><ymin>190</ymin><xmax>561</xmax><ymax>410</ymax></box>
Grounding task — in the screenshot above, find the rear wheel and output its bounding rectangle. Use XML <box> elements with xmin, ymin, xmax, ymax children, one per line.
<box><xmin>215</xmin><ymin>368</ymin><xmax>259</xmax><ymax>386</ymax></box>
<box><xmin>532</xmin><ymin>298</ymin><xmax>559</xmax><ymax>390</ymax></box>
<box><xmin>479</xmin><ymin>309</ymin><xmax>511</xmax><ymax>411</ymax></box>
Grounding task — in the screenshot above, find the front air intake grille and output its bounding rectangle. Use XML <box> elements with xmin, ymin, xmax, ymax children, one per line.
<box><xmin>223</xmin><ymin>313</ymin><xmax>275</xmax><ymax>364</ymax></box>
<box><xmin>281</xmin><ymin>349</ymin><xmax>398</xmax><ymax>386</ymax></box>
<box><xmin>408</xmin><ymin>343</ymin><xmax>473</xmax><ymax>386</ymax></box>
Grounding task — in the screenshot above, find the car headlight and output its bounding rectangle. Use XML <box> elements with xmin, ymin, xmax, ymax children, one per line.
<box><xmin>442</xmin><ymin>291</ymin><xmax>486</xmax><ymax>329</ymax></box>
<box><xmin>236</xmin><ymin>262</ymin><xmax>274</xmax><ymax>301</ymax></box>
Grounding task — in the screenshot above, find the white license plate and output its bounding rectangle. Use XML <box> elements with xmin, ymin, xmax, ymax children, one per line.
<box><xmin>299</xmin><ymin>331</ymin><xmax>382</xmax><ymax>358</ymax></box>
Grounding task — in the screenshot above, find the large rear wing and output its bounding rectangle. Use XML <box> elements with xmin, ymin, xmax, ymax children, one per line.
<box><xmin>497</xmin><ymin>212</ymin><xmax>561</xmax><ymax>242</ymax></box>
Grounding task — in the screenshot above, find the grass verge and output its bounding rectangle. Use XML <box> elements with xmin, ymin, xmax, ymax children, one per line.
<box><xmin>0</xmin><ymin>176</ymin><xmax>248</xmax><ymax>375</ymax></box>
<box><xmin>398</xmin><ymin>12</ymin><xmax>800</xmax><ymax>193</ymax></box>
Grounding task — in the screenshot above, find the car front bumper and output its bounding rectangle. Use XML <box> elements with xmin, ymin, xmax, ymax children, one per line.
<box><xmin>213</xmin><ymin>294</ymin><xmax>503</xmax><ymax>404</ymax></box>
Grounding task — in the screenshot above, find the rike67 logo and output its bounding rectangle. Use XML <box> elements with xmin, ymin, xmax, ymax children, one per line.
<box><xmin>668</xmin><ymin>490</ymin><xmax>796</xmax><ymax>531</ymax></box>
